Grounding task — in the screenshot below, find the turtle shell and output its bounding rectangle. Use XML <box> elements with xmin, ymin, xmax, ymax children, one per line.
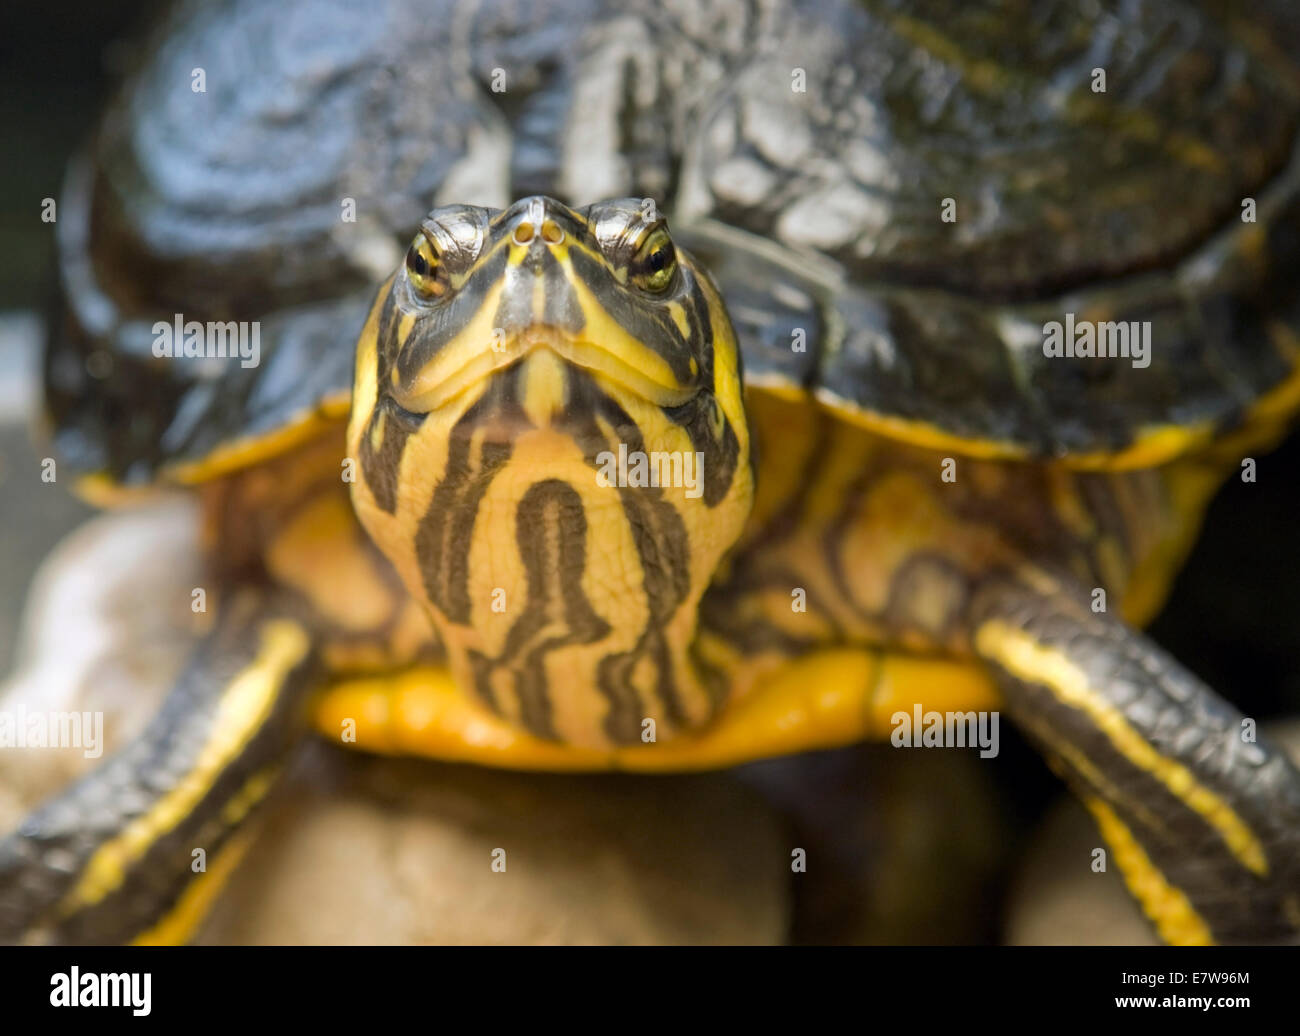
<box><xmin>47</xmin><ymin>0</ymin><xmax>1300</xmax><ymax>487</ymax></box>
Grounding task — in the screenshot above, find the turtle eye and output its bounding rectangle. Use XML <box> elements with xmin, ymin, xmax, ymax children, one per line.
<box><xmin>629</xmin><ymin>228</ymin><xmax>677</xmax><ymax>293</ymax></box>
<box><xmin>405</xmin><ymin>233</ymin><xmax>447</xmax><ymax>298</ymax></box>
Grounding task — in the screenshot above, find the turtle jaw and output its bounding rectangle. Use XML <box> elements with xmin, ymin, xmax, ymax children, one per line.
<box><xmin>394</xmin><ymin>324</ymin><xmax>702</xmax><ymax>417</ymax></box>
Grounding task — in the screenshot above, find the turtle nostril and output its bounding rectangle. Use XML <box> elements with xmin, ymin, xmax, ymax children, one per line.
<box><xmin>513</xmin><ymin>221</ymin><xmax>535</xmax><ymax>245</ymax></box>
<box><xmin>540</xmin><ymin>220</ymin><xmax>564</xmax><ymax>244</ymax></box>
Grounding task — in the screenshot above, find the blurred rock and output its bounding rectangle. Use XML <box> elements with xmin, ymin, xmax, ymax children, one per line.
<box><xmin>198</xmin><ymin>751</ymin><xmax>789</xmax><ymax>945</ymax></box>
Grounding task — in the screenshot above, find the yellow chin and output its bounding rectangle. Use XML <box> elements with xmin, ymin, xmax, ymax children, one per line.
<box><xmin>397</xmin><ymin>328</ymin><xmax>697</xmax><ymax>413</ymax></box>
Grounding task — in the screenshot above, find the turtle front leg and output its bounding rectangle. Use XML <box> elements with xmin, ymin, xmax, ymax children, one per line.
<box><xmin>970</xmin><ymin>569</ymin><xmax>1300</xmax><ymax>945</ymax></box>
<box><xmin>0</xmin><ymin>590</ymin><xmax>320</xmax><ymax>945</ymax></box>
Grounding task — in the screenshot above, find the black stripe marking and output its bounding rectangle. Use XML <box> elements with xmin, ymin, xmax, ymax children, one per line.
<box><xmin>470</xmin><ymin>479</ymin><xmax>612</xmax><ymax>740</ymax></box>
<box><xmin>570</xmin><ymin>376</ymin><xmax>702</xmax><ymax>738</ymax></box>
<box><xmin>414</xmin><ymin>378</ymin><xmax>521</xmax><ymax>625</ymax></box>
<box><xmin>360</xmin><ymin>397</ymin><xmax>426</xmax><ymax>515</ymax></box>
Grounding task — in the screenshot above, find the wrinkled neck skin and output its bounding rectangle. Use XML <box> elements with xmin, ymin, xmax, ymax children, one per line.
<box><xmin>350</xmin><ymin>317</ymin><xmax>753</xmax><ymax>749</ymax></box>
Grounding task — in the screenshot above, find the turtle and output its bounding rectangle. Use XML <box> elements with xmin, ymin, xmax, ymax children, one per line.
<box><xmin>4</xmin><ymin>0</ymin><xmax>1300</xmax><ymax>946</ymax></box>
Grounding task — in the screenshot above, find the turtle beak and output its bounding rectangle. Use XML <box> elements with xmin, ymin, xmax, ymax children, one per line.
<box><xmin>491</xmin><ymin>197</ymin><xmax>586</xmax><ymax>340</ymax></box>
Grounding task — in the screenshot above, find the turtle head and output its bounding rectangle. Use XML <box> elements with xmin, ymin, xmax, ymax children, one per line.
<box><xmin>348</xmin><ymin>196</ymin><xmax>753</xmax><ymax>746</ymax></box>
